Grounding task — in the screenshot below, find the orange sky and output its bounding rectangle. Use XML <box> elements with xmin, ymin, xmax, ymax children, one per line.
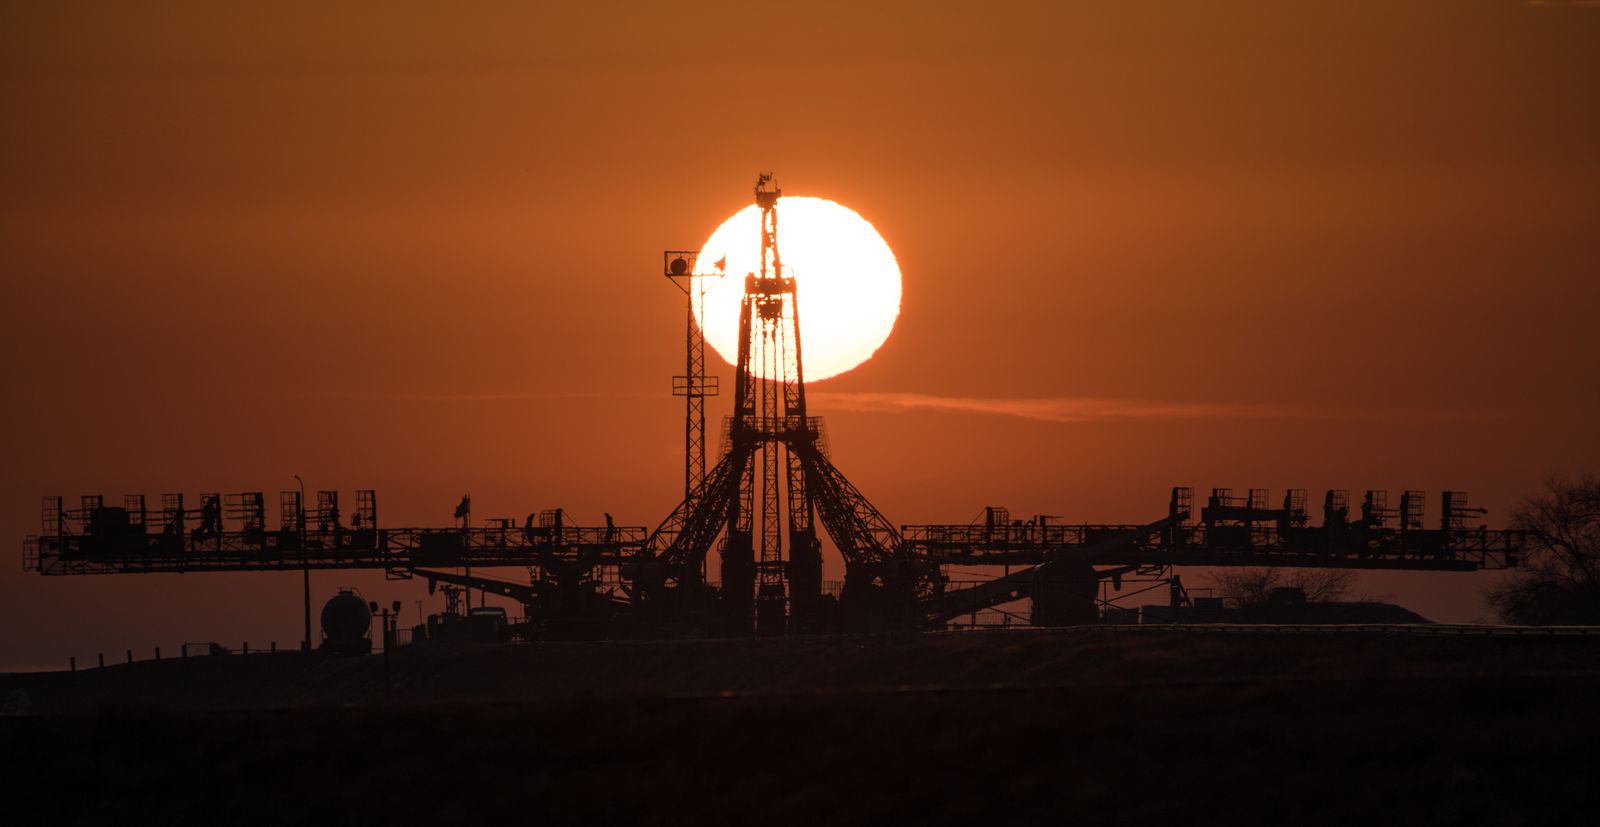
<box><xmin>3</xmin><ymin>1</ymin><xmax>1598</xmax><ymax>669</ymax></box>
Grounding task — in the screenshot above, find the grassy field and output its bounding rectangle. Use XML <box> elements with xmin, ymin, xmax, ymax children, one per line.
<box><xmin>3</xmin><ymin>630</ymin><xmax>1598</xmax><ymax>824</ymax></box>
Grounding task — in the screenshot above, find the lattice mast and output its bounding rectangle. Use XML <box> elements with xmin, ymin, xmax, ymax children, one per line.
<box><xmin>665</xmin><ymin>252</ymin><xmax>725</xmax><ymax>510</ymax></box>
<box><xmin>755</xmin><ymin>174</ymin><xmax>784</xmax><ymax>633</ymax></box>
<box><xmin>723</xmin><ymin>172</ymin><xmax>821</xmax><ymax>635</ymax></box>
<box><xmin>771</xmin><ymin>184</ymin><xmax>822</xmax><ymax>633</ymax></box>
<box><xmin>635</xmin><ymin>173</ymin><xmax>891</xmax><ymax>636</ymax></box>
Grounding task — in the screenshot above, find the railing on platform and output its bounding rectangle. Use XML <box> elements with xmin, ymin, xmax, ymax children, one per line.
<box><xmin>26</xmin><ymin>524</ymin><xmax>648</xmax><ymax>576</ymax></box>
<box><xmin>903</xmin><ymin>521</ymin><xmax>1521</xmax><ymax>572</ymax></box>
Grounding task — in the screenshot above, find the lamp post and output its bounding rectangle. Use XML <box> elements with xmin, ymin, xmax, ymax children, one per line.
<box><xmin>369</xmin><ymin>600</ymin><xmax>402</xmax><ymax>701</ymax></box>
<box><xmin>296</xmin><ymin>475</ymin><xmax>309</xmax><ymax>652</ymax></box>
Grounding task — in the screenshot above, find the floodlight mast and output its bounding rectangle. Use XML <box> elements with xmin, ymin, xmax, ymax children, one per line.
<box><xmin>665</xmin><ymin>251</ymin><xmax>725</xmax><ymax>512</ymax></box>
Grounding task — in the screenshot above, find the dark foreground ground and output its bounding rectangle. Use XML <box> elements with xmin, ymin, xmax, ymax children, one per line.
<box><xmin>4</xmin><ymin>629</ymin><xmax>1599</xmax><ymax>825</ymax></box>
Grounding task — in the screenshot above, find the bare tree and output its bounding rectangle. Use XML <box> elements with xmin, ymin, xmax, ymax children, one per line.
<box><xmin>1208</xmin><ymin>567</ymin><xmax>1354</xmax><ymax>608</ymax></box>
<box><xmin>1288</xmin><ymin>568</ymin><xmax>1356</xmax><ymax>603</ymax></box>
<box><xmin>1209</xmin><ymin>568</ymin><xmax>1277</xmax><ymax>608</ymax></box>
<box><xmin>1485</xmin><ymin>474</ymin><xmax>1600</xmax><ymax>625</ymax></box>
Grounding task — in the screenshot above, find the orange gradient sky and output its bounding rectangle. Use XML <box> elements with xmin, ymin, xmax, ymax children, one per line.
<box><xmin>2</xmin><ymin>1</ymin><xmax>1599</xmax><ymax>669</ymax></box>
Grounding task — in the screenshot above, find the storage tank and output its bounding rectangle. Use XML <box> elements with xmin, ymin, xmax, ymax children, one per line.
<box><xmin>319</xmin><ymin>588</ymin><xmax>373</xmax><ymax>655</ymax></box>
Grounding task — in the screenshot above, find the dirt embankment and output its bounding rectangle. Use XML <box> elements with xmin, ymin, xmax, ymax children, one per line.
<box><xmin>6</xmin><ymin>628</ymin><xmax>1600</xmax><ymax>713</ymax></box>
<box><xmin>6</xmin><ymin>631</ymin><xmax>1600</xmax><ymax>825</ymax></box>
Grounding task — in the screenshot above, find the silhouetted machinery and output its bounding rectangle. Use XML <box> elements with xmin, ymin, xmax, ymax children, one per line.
<box><xmin>21</xmin><ymin>175</ymin><xmax>1526</xmax><ymax>639</ymax></box>
<box><xmin>633</xmin><ymin>173</ymin><xmax>893</xmax><ymax>637</ymax></box>
<box><xmin>320</xmin><ymin>589</ymin><xmax>373</xmax><ymax>656</ymax></box>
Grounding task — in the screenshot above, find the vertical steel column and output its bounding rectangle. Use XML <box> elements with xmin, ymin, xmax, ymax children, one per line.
<box><xmin>686</xmin><ymin>288</ymin><xmax>706</xmax><ymax>504</ymax></box>
<box><xmin>783</xmin><ymin>285</ymin><xmax>821</xmax><ymax>634</ymax></box>
<box><xmin>721</xmin><ymin>259</ymin><xmax>760</xmax><ymax>636</ymax></box>
<box><xmin>292</xmin><ymin>478</ymin><xmax>309</xmax><ymax>651</ymax></box>
<box><xmin>761</xmin><ymin>327</ymin><xmax>782</xmax><ymax>576</ymax></box>
<box><xmin>757</xmin><ymin>347</ymin><xmax>785</xmax><ymax>635</ymax></box>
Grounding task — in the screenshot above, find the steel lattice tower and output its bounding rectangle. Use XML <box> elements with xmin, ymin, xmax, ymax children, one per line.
<box><xmin>723</xmin><ymin>173</ymin><xmax>822</xmax><ymax>636</ymax></box>
<box><xmin>636</xmin><ymin>173</ymin><xmax>905</xmax><ymax>638</ymax></box>
<box><xmin>718</xmin><ymin>174</ymin><xmax>812</xmax><ymax>635</ymax></box>
<box><xmin>665</xmin><ymin>252</ymin><xmax>725</xmax><ymax>511</ymax></box>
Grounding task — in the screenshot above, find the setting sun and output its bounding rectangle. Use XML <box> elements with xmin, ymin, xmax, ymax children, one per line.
<box><xmin>698</xmin><ymin>196</ymin><xmax>901</xmax><ymax>381</ymax></box>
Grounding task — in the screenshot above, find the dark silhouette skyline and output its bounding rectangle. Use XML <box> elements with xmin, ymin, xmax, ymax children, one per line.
<box><xmin>3</xmin><ymin>1</ymin><xmax>1599</xmax><ymax>668</ymax></box>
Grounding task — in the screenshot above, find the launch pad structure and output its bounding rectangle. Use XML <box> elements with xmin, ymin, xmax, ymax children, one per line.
<box><xmin>22</xmin><ymin>174</ymin><xmax>1526</xmax><ymax>641</ymax></box>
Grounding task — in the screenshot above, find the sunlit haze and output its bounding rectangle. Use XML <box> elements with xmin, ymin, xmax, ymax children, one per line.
<box><xmin>698</xmin><ymin>197</ymin><xmax>902</xmax><ymax>381</ymax></box>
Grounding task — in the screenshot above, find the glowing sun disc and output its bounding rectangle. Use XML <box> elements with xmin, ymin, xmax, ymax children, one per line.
<box><xmin>697</xmin><ymin>196</ymin><xmax>901</xmax><ymax>381</ymax></box>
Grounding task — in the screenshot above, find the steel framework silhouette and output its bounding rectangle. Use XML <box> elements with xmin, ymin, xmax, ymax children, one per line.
<box><xmin>20</xmin><ymin>174</ymin><xmax>1528</xmax><ymax>639</ymax></box>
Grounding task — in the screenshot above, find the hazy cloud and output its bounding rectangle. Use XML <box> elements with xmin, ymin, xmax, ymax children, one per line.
<box><xmin>291</xmin><ymin>390</ymin><xmax>1497</xmax><ymax>423</ymax></box>
<box><xmin>805</xmin><ymin>392</ymin><xmax>1492</xmax><ymax>424</ymax></box>
<box><xmin>291</xmin><ymin>392</ymin><xmax>650</xmax><ymax>401</ymax></box>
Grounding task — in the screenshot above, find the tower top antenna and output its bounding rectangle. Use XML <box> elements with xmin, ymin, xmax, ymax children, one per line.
<box><xmin>755</xmin><ymin>172</ymin><xmax>780</xmax><ymax>209</ymax></box>
<box><xmin>755</xmin><ymin>172</ymin><xmax>783</xmax><ymax>279</ymax></box>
